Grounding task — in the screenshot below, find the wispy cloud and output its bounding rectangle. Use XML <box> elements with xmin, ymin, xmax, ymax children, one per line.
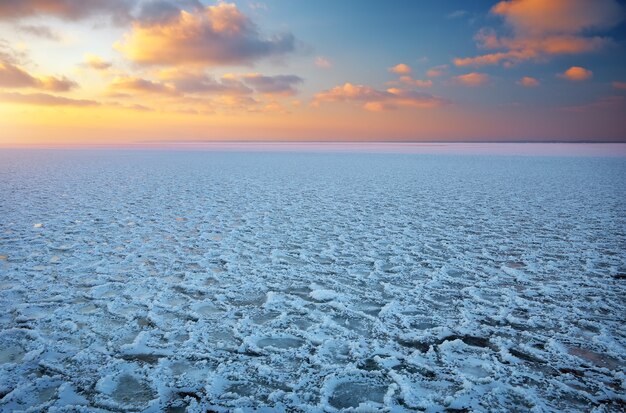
<box><xmin>16</xmin><ymin>24</ymin><xmax>61</xmax><ymax>41</ymax></box>
<box><xmin>0</xmin><ymin>0</ymin><xmax>132</xmax><ymax>23</ymax></box>
<box><xmin>158</xmin><ymin>70</ymin><xmax>252</xmax><ymax>95</ymax></box>
<box><xmin>315</xmin><ymin>56</ymin><xmax>332</xmax><ymax>69</ymax></box>
<box><xmin>0</xmin><ymin>61</ymin><xmax>77</xmax><ymax>91</ymax></box>
<box><xmin>83</xmin><ymin>53</ymin><xmax>112</xmax><ymax>70</ymax></box>
<box><xmin>452</xmin><ymin>72</ymin><xmax>491</xmax><ymax>87</ymax></box>
<box><xmin>109</xmin><ymin>76</ymin><xmax>177</xmax><ymax>95</ymax></box>
<box><xmin>241</xmin><ymin>73</ymin><xmax>302</xmax><ymax>95</ymax></box>
<box><xmin>517</xmin><ymin>76</ymin><xmax>540</xmax><ymax>87</ymax></box>
<box><xmin>397</xmin><ymin>76</ymin><xmax>432</xmax><ymax>88</ymax></box>
<box><xmin>0</xmin><ymin>91</ymin><xmax>98</xmax><ymax>106</ymax></box>
<box><xmin>446</xmin><ymin>10</ymin><xmax>468</xmax><ymax>19</ymax></box>
<box><xmin>426</xmin><ymin>65</ymin><xmax>448</xmax><ymax>78</ymax></box>
<box><xmin>313</xmin><ymin>83</ymin><xmax>448</xmax><ymax>111</ymax></box>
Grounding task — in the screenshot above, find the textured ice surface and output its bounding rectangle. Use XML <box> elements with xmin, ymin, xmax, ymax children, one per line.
<box><xmin>0</xmin><ymin>150</ymin><xmax>625</xmax><ymax>412</ymax></box>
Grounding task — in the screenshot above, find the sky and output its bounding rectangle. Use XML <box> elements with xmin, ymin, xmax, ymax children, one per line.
<box><xmin>0</xmin><ymin>0</ymin><xmax>625</xmax><ymax>147</ymax></box>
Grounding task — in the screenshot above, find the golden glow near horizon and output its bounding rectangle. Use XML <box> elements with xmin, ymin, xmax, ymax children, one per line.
<box><xmin>0</xmin><ymin>0</ymin><xmax>625</xmax><ymax>147</ymax></box>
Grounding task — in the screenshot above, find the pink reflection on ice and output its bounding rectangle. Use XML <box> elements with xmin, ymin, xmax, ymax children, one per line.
<box><xmin>130</xmin><ymin>142</ymin><xmax>626</xmax><ymax>157</ymax></box>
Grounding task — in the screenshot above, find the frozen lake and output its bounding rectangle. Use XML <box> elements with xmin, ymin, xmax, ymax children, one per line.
<box><xmin>0</xmin><ymin>148</ymin><xmax>625</xmax><ymax>412</ymax></box>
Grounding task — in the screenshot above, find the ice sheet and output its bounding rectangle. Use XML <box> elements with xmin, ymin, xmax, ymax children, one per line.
<box><xmin>0</xmin><ymin>150</ymin><xmax>624</xmax><ymax>412</ymax></box>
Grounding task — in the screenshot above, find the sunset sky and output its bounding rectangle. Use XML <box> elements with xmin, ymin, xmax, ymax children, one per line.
<box><xmin>1</xmin><ymin>0</ymin><xmax>625</xmax><ymax>146</ymax></box>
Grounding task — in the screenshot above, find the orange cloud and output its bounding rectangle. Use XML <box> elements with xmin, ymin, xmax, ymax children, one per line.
<box><xmin>454</xmin><ymin>0</ymin><xmax>623</xmax><ymax>67</ymax></box>
<box><xmin>0</xmin><ymin>0</ymin><xmax>131</xmax><ymax>23</ymax></box>
<box><xmin>116</xmin><ymin>2</ymin><xmax>295</xmax><ymax>66</ymax></box>
<box><xmin>312</xmin><ymin>82</ymin><xmax>448</xmax><ymax>111</ymax></box>
<box><xmin>0</xmin><ymin>91</ymin><xmax>98</xmax><ymax>106</ymax></box>
<box><xmin>453</xmin><ymin>72</ymin><xmax>490</xmax><ymax>87</ymax></box>
<box><xmin>84</xmin><ymin>54</ymin><xmax>111</xmax><ymax>70</ymax></box>
<box><xmin>613</xmin><ymin>81</ymin><xmax>626</xmax><ymax>90</ymax></box>
<box><xmin>109</xmin><ymin>76</ymin><xmax>177</xmax><ymax>95</ymax></box>
<box><xmin>158</xmin><ymin>70</ymin><xmax>252</xmax><ymax>95</ymax></box>
<box><xmin>0</xmin><ymin>61</ymin><xmax>77</xmax><ymax>91</ymax></box>
<box><xmin>517</xmin><ymin>76</ymin><xmax>539</xmax><ymax>87</ymax></box>
<box><xmin>389</xmin><ymin>63</ymin><xmax>412</xmax><ymax>74</ymax></box>
<box><xmin>399</xmin><ymin>76</ymin><xmax>432</xmax><ymax>88</ymax></box>
<box><xmin>559</xmin><ymin>66</ymin><xmax>593</xmax><ymax>81</ymax></box>
<box><xmin>491</xmin><ymin>0</ymin><xmax>622</xmax><ymax>35</ymax></box>
<box><xmin>426</xmin><ymin>65</ymin><xmax>448</xmax><ymax>77</ymax></box>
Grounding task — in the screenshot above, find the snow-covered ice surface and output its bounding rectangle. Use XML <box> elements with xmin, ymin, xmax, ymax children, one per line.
<box><xmin>0</xmin><ymin>149</ymin><xmax>625</xmax><ymax>412</ymax></box>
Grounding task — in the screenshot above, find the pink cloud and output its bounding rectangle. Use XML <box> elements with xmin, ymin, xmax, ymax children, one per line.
<box><xmin>426</xmin><ymin>65</ymin><xmax>448</xmax><ymax>78</ymax></box>
<box><xmin>453</xmin><ymin>72</ymin><xmax>491</xmax><ymax>87</ymax></box>
<box><xmin>312</xmin><ymin>82</ymin><xmax>448</xmax><ymax>111</ymax></box>
<box><xmin>517</xmin><ymin>76</ymin><xmax>540</xmax><ymax>87</ymax></box>
<box><xmin>454</xmin><ymin>0</ymin><xmax>623</xmax><ymax>67</ymax></box>
<box><xmin>399</xmin><ymin>76</ymin><xmax>432</xmax><ymax>88</ymax></box>
<box><xmin>388</xmin><ymin>63</ymin><xmax>412</xmax><ymax>74</ymax></box>
<box><xmin>559</xmin><ymin>66</ymin><xmax>593</xmax><ymax>81</ymax></box>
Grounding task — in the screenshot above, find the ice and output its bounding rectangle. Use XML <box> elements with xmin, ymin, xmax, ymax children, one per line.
<box><xmin>327</xmin><ymin>381</ymin><xmax>388</xmax><ymax>409</ymax></box>
<box><xmin>256</xmin><ymin>336</ymin><xmax>305</xmax><ymax>349</ymax></box>
<box><xmin>0</xmin><ymin>149</ymin><xmax>625</xmax><ymax>412</ymax></box>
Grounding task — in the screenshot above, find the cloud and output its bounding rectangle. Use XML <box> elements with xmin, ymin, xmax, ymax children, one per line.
<box><xmin>559</xmin><ymin>66</ymin><xmax>592</xmax><ymax>81</ymax></box>
<box><xmin>109</xmin><ymin>76</ymin><xmax>177</xmax><ymax>95</ymax></box>
<box><xmin>0</xmin><ymin>61</ymin><xmax>77</xmax><ymax>91</ymax></box>
<box><xmin>517</xmin><ymin>76</ymin><xmax>539</xmax><ymax>87</ymax></box>
<box><xmin>447</xmin><ymin>10</ymin><xmax>468</xmax><ymax>19</ymax></box>
<box><xmin>16</xmin><ymin>24</ymin><xmax>61</xmax><ymax>40</ymax></box>
<box><xmin>453</xmin><ymin>72</ymin><xmax>491</xmax><ymax>87</ymax></box>
<box><xmin>0</xmin><ymin>91</ymin><xmax>98</xmax><ymax>106</ymax></box>
<box><xmin>389</xmin><ymin>63</ymin><xmax>412</xmax><ymax>74</ymax></box>
<box><xmin>426</xmin><ymin>65</ymin><xmax>448</xmax><ymax>77</ymax></box>
<box><xmin>248</xmin><ymin>2</ymin><xmax>268</xmax><ymax>11</ymax></box>
<box><xmin>83</xmin><ymin>53</ymin><xmax>112</xmax><ymax>70</ymax></box>
<box><xmin>158</xmin><ymin>70</ymin><xmax>252</xmax><ymax>94</ymax></box>
<box><xmin>312</xmin><ymin>82</ymin><xmax>448</xmax><ymax>111</ymax></box>
<box><xmin>398</xmin><ymin>76</ymin><xmax>432</xmax><ymax>88</ymax></box>
<box><xmin>136</xmin><ymin>0</ymin><xmax>202</xmax><ymax>24</ymax></box>
<box><xmin>0</xmin><ymin>0</ymin><xmax>132</xmax><ymax>23</ymax></box>
<box><xmin>116</xmin><ymin>2</ymin><xmax>295</xmax><ymax>67</ymax></box>
<box><xmin>612</xmin><ymin>81</ymin><xmax>626</xmax><ymax>90</ymax></box>
<box><xmin>454</xmin><ymin>0</ymin><xmax>624</xmax><ymax>67</ymax></box>
<box><xmin>0</xmin><ymin>41</ymin><xmax>28</xmax><ymax>65</ymax></box>
<box><xmin>491</xmin><ymin>0</ymin><xmax>623</xmax><ymax>35</ymax></box>
<box><xmin>315</xmin><ymin>56</ymin><xmax>332</xmax><ymax>69</ymax></box>
<box><xmin>241</xmin><ymin>73</ymin><xmax>302</xmax><ymax>95</ymax></box>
